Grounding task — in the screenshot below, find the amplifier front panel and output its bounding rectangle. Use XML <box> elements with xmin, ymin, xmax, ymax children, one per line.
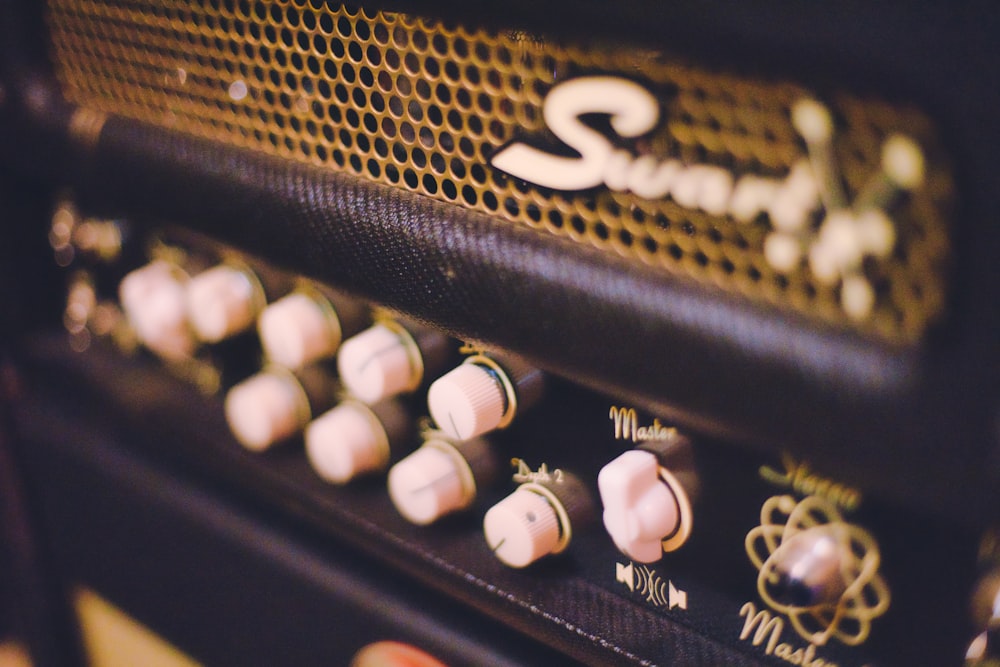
<box><xmin>46</xmin><ymin>1</ymin><xmax>953</xmax><ymax>342</ymax></box>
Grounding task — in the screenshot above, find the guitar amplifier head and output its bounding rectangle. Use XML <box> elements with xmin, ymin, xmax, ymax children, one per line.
<box><xmin>0</xmin><ymin>2</ymin><xmax>998</xmax><ymax>666</ymax></box>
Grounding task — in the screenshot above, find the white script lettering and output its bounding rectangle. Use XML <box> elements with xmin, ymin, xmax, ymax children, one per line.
<box><xmin>490</xmin><ymin>76</ymin><xmax>819</xmax><ymax>226</ymax></box>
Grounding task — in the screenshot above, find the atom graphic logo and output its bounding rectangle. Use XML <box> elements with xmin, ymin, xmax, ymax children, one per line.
<box><xmin>745</xmin><ymin>495</ymin><xmax>890</xmax><ymax>647</ymax></box>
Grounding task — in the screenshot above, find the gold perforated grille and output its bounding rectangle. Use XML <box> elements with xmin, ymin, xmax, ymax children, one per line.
<box><xmin>46</xmin><ymin>1</ymin><xmax>952</xmax><ymax>342</ymax></box>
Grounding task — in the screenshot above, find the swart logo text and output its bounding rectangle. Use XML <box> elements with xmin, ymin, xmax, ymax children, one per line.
<box><xmin>490</xmin><ymin>75</ymin><xmax>927</xmax><ymax>320</ymax></box>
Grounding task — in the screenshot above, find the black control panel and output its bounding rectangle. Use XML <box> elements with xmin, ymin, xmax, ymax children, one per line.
<box><xmin>5</xmin><ymin>205</ymin><xmax>983</xmax><ymax>665</ymax></box>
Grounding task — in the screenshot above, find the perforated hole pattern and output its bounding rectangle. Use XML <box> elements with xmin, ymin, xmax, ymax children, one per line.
<box><xmin>46</xmin><ymin>0</ymin><xmax>952</xmax><ymax>342</ymax></box>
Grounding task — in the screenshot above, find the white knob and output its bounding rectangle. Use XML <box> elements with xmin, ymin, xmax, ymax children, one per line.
<box><xmin>598</xmin><ymin>450</ymin><xmax>679</xmax><ymax>563</ymax></box>
<box><xmin>337</xmin><ymin>323</ymin><xmax>421</xmax><ymax>404</ymax></box>
<box><xmin>427</xmin><ymin>362</ymin><xmax>506</xmax><ymax>441</ymax></box>
<box><xmin>483</xmin><ymin>487</ymin><xmax>562</xmax><ymax>568</ymax></box>
<box><xmin>387</xmin><ymin>444</ymin><xmax>473</xmax><ymax>525</ymax></box>
<box><xmin>259</xmin><ymin>292</ymin><xmax>341</xmax><ymax>369</ymax></box>
<box><xmin>305</xmin><ymin>402</ymin><xmax>389</xmax><ymax>484</ymax></box>
<box><xmin>187</xmin><ymin>265</ymin><xmax>260</xmax><ymax>342</ymax></box>
<box><xmin>118</xmin><ymin>261</ymin><xmax>195</xmax><ymax>360</ymax></box>
<box><xmin>224</xmin><ymin>370</ymin><xmax>307</xmax><ymax>451</ymax></box>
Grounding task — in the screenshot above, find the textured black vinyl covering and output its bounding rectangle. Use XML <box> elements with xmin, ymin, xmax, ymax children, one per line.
<box><xmin>55</xmin><ymin>112</ymin><xmax>995</xmax><ymax>525</ymax></box>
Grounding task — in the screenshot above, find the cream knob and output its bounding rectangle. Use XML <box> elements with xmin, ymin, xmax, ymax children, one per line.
<box><xmin>118</xmin><ymin>261</ymin><xmax>195</xmax><ymax>360</ymax></box>
<box><xmin>387</xmin><ymin>443</ymin><xmax>474</xmax><ymax>525</ymax></box>
<box><xmin>483</xmin><ymin>487</ymin><xmax>562</xmax><ymax>568</ymax></box>
<box><xmin>427</xmin><ymin>362</ymin><xmax>506</xmax><ymax>441</ymax></box>
<box><xmin>187</xmin><ymin>264</ymin><xmax>260</xmax><ymax>342</ymax></box>
<box><xmin>224</xmin><ymin>370</ymin><xmax>308</xmax><ymax>451</ymax></box>
<box><xmin>305</xmin><ymin>402</ymin><xmax>391</xmax><ymax>484</ymax></box>
<box><xmin>259</xmin><ymin>292</ymin><xmax>341</xmax><ymax>369</ymax></box>
<box><xmin>598</xmin><ymin>450</ymin><xmax>680</xmax><ymax>563</ymax></box>
<box><xmin>337</xmin><ymin>323</ymin><xmax>421</xmax><ymax>404</ymax></box>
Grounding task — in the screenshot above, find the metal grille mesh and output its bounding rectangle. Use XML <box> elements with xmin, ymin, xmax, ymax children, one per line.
<box><xmin>46</xmin><ymin>0</ymin><xmax>951</xmax><ymax>342</ymax></box>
